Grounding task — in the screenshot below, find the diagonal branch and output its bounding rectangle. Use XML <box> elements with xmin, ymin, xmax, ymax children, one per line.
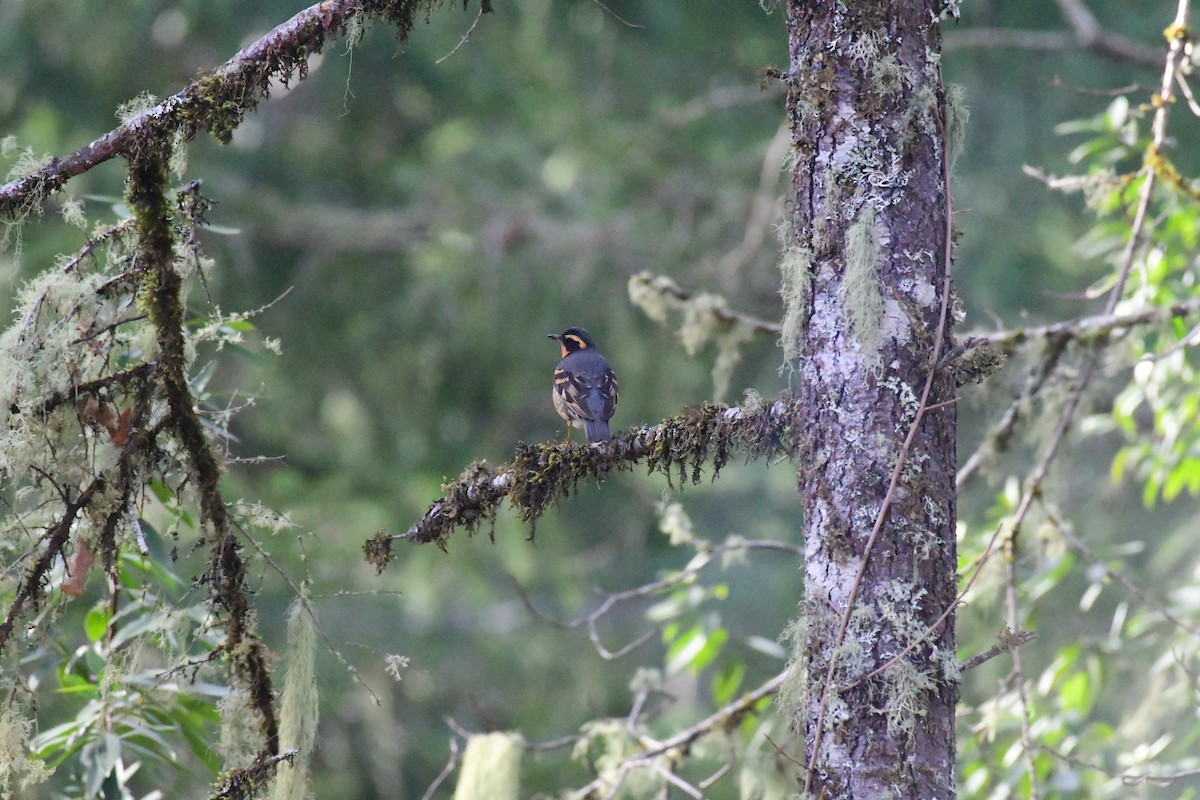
<box><xmin>945</xmin><ymin>299</ymin><xmax>1200</xmax><ymax>364</ymax></box>
<box><xmin>365</xmin><ymin>398</ymin><xmax>802</xmax><ymax>569</ymax></box>
<box><xmin>0</xmin><ymin>0</ymin><xmax>479</xmax><ymax>219</ymax></box>
<box><xmin>944</xmin><ymin>0</ymin><xmax>1161</xmax><ymax>68</ymax></box>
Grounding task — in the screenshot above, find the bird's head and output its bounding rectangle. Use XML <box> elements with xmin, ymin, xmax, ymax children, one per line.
<box><xmin>549</xmin><ymin>327</ymin><xmax>597</xmax><ymax>357</ymax></box>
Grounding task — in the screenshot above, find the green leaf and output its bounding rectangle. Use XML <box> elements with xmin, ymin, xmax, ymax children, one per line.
<box><xmin>665</xmin><ymin>625</ymin><xmax>727</xmax><ymax>676</ymax></box>
<box><xmin>712</xmin><ymin>658</ymin><xmax>745</xmax><ymax>705</ymax></box>
<box><xmin>85</xmin><ymin>607</ymin><xmax>110</xmax><ymax>642</ymax></box>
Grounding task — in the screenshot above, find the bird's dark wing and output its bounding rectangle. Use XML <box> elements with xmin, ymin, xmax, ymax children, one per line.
<box><xmin>557</xmin><ymin>352</ymin><xmax>618</xmax><ymax>422</ymax></box>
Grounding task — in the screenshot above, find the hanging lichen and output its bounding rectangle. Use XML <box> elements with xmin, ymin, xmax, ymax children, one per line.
<box><xmin>841</xmin><ymin>210</ymin><xmax>886</xmax><ymax>366</ymax></box>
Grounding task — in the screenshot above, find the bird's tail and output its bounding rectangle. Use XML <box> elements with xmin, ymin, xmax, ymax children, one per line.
<box><xmin>584</xmin><ymin>418</ymin><xmax>611</xmax><ymax>443</ymax></box>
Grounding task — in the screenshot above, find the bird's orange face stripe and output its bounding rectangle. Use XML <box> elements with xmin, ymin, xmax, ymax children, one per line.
<box><xmin>560</xmin><ymin>342</ymin><xmax>568</xmax><ymax>358</ymax></box>
<box><xmin>565</xmin><ymin>334</ymin><xmax>587</xmax><ymax>350</ymax></box>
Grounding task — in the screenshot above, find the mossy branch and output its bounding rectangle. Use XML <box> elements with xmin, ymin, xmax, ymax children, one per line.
<box><xmin>0</xmin><ymin>0</ymin><xmax>464</xmax><ymax>219</ymax></box>
<box><xmin>364</xmin><ymin>396</ymin><xmax>802</xmax><ymax>571</ymax></box>
<box><xmin>128</xmin><ymin>157</ymin><xmax>278</xmax><ymax>754</ymax></box>
<box><xmin>0</xmin><ymin>408</ymin><xmax>165</xmax><ymax>653</ymax></box>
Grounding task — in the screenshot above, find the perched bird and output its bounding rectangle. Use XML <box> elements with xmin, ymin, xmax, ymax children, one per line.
<box><xmin>549</xmin><ymin>327</ymin><xmax>618</xmax><ymax>443</ymax></box>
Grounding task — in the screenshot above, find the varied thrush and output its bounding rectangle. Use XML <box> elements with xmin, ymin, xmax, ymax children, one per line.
<box><xmin>549</xmin><ymin>327</ymin><xmax>618</xmax><ymax>443</ymax></box>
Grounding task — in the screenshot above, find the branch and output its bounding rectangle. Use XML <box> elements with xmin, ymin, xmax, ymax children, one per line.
<box><xmin>364</xmin><ymin>398</ymin><xmax>801</xmax><ymax>569</ymax></box>
<box><xmin>629</xmin><ymin>272</ymin><xmax>781</xmax><ymax>336</ymax></box>
<box><xmin>0</xmin><ymin>484</ymin><xmax>101</xmax><ymax>652</ymax></box>
<box><xmin>0</xmin><ymin>411</ymin><xmax>167</xmax><ymax>653</ymax></box>
<box><xmin>0</xmin><ymin>0</ymin><xmax>469</xmax><ymax>219</ymax></box>
<box><xmin>944</xmin><ymin>299</ymin><xmax>1200</xmax><ymax>364</ymax></box>
<box><xmin>511</xmin><ymin>538</ymin><xmax>804</xmax><ymax>660</ymax></box>
<box><xmin>945</xmin><ymin>0</ymin><xmax>1162</xmax><ymax>70</ymax></box>
<box><xmin>953</xmin><ymin>300</ymin><xmax>1200</xmax><ymax>484</ymax></box>
<box><xmin>960</xmin><ymin>628</ymin><xmax>1038</xmax><ymax>672</ymax></box>
<box><xmin>569</xmin><ymin>672</ymin><xmax>785</xmax><ymax>800</ymax></box>
<box><xmin>209</xmin><ymin>749</ymin><xmax>298</xmax><ymax>800</ymax></box>
<box><xmin>945</xmin><ymin>28</ymin><xmax>1160</xmax><ymax>67</ymax></box>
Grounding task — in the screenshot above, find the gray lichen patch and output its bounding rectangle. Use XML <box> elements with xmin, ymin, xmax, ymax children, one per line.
<box><xmin>841</xmin><ymin>211</ymin><xmax>886</xmax><ymax>366</ymax></box>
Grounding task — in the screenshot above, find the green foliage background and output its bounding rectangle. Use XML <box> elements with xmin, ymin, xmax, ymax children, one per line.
<box><xmin>3</xmin><ymin>1</ymin><xmax>1200</xmax><ymax>797</ymax></box>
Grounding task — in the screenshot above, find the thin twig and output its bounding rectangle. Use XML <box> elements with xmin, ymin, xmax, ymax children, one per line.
<box><xmin>803</xmin><ymin>83</ymin><xmax>957</xmax><ymax>796</ymax></box>
<box><xmin>435</xmin><ymin>6</ymin><xmax>485</xmax><ymax>64</ymax></box>
<box><xmin>1041</xmin><ymin>744</ymin><xmax>1200</xmax><ymax>786</ymax></box>
<box><xmin>510</xmin><ymin>539</ymin><xmax>803</xmax><ymax>660</ymax></box>
<box><xmin>419</xmin><ymin>738</ymin><xmax>461</xmax><ymax>800</ymax></box>
<box><xmin>868</xmin><ymin>0</ymin><xmax>1194</xmax><ymax>718</ymax></box>
<box><xmin>1007</xmin><ymin>557</ymin><xmax>1040</xmax><ymax>799</ymax></box>
<box><xmin>587</xmin><ymin>0</ymin><xmax>644</xmax><ymax>29</ymax></box>
<box><xmin>944</xmin><ymin>299</ymin><xmax>1200</xmax><ymax>366</ymax></box>
<box><xmin>959</xmin><ymin>629</ymin><xmax>1038</xmax><ymax>672</ymax></box>
<box><xmin>1044</xmin><ymin>506</ymin><xmax>1200</xmax><ymax>637</ymax></box>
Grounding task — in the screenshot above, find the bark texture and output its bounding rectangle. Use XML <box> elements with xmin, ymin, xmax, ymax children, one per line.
<box><xmin>783</xmin><ymin>2</ymin><xmax>958</xmax><ymax>797</ymax></box>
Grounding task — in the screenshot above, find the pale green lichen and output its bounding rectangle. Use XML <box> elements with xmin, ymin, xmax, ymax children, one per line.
<box><xmin>777</xmin><ymin>614</ymin><xmax>808</xmax><ymax>733</ymax></box>
<box><xmin>842</xmin><ymin>211</ymin><xmax>885</xmax><ymax>365</ymax></box>
<box><xmin>572</xmin><ymin>721</ymin><xmax>655</xmax><ymax>798</ymax></box>
<box><xmin>455</xmin><ymin>733</ymin><xmax>524</xmax><ymax>800</ymax></box>
<box><xmin>627</xmin><ymin>272</ymin><xmax>755</xmax><ymax>402</ymax></box>
<box><xmin>217</xmin><ymin>690</ymin><xmax>260</xmax><ymax>767</ymax></box>
<box><xmin>115</xmin><ymin>92</ymin><xmax>160</xmax><ymax>123</ymax></box>
<box><xmin>944</xmin><ymin>83</ymin><xmax>969</xmax><ymax>174</ymax></box>
<box><xmin>711</xmin><ymin>322</ymin><xmax>754</xmax><ymax>403</ymax></box>
<box><xmin>0</xmin><ymin>702</ymin><xmax>52</xmax><ymax>799</ymax></box>
<box><xmin>270</xmin><ymin>592</ymin><xmax>318</xmax><ymax>800</ymax></box>
<box><xmin>870</xmin><ymin>52</ymin><xmax>909</xmax><ymax>98</ymax></box>
<box><xmin>4</xmin><ymin>147</ymin><xmax>51</xmax><ymax>182</ymax></box>
<box><xmin>627</xmin><ymin>272</ymin><xmax>672</xmax><ymax>323</ymax></box>
<box><xmin>879</xmin><ymin>658</ymin><xmax>934</xmax><ymax>743</ymax></box>
<box><xmin>169</xmin><ymin>130</ymin><xmax>190</xmax><ymax>179</ymax></box>
<box><xmin>657</xmin><ymin>498</ymin><xmax>696</xmax><ymax>547</ymax></box>
<box><xmin>59</xmin><ymin>196</ymin><xmax>87</xmax><ymax>229</ymax></box>
<box><xmin>778</xmin><ymin>241</ymin><xmax>813</xmax><ymax>371</ymax></box>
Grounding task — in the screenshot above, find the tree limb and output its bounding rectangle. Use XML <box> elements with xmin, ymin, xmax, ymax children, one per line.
<box><xmin>0</xmin><ymin>0</ymin><xmax>465</xmax><ymax>219</ymax></box>
<box><xmin>365</xmin><ymin>397</ymin><xmax>802</xmax><ymax>569</ymax></box>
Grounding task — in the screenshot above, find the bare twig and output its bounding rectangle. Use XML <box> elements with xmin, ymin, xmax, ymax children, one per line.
<box><xmin>510</xmin><ymin>539</ymin><xmax>803</xmax><ymax>660</ymax></box>
<box><xmin>570</xmin><ymin>672</ymin><xmax>785</xmax><ymax>799</ymax></box>
<box><xmin>1043</xmin><ymin>506</ymin><xmax>1200</xmax><ymax>637</ymax></box>
<box><xmin>715</xmin><ymin>122</ymin><xmax>791</xmax><ymax>280</ymax></box>
<box><xmin>944</xmin><ymin>0</ymin><xmax>1161</xmax><ymax>71</ymax></box>
<box><xmin>804</xmin><ymin>84</ymin><xmax>957</xmax><ymax>796</ymax></box>
<box><xmin>419</xmin><ymin>738</ymin><xmax>461</xmax><ymax>800</ymax></box>
<box><xmin>1041</xmin><ymin>745</ymin><xmax>1200</xmax><ymax>786</ymax></box>
<box><xmin>959</xmin><ymin>628</ymin><xmax>1038</xmax><ymax>672</ymax></box>
<box><xmin>586</xmin><ymin>0</ymin><xmax>644</xmax><ymax>29</ymax></box>
<box><xmin>1006</xmin><ymin>556</ymin><xmax>1040</xmax><ymax>799</ymax></box>
<box><xmin>435</xmin><ymin>5</ymin><xmax>487</xmax><ymax>64</ymax></box>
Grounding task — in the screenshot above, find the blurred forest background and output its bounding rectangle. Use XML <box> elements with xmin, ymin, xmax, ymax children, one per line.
<box><xmin>3</xmin><ymin>0</ymin><xmax>1200</xmax><ymax>797</ymax></box>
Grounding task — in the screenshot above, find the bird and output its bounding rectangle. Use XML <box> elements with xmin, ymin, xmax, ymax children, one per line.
<box><xmin>548</xmin><ymin>327</ymin><xmax>618</xmax><ymax>443</ymax></box>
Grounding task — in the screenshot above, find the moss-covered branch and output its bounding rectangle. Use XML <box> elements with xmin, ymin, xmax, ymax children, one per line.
<box><xmin>364</xmin><ymin>396</ymin><xmax>803</xmax><ymax>570</ymax></box>
<box><xmin>127</xmin><ymin>154</ymin><xmax>279</xmax><ymax>755</ymax></box>
<box><xmin>0</xmin><ymin>0</ymin><xmax>464</xmax><ymax>219</ymax></box>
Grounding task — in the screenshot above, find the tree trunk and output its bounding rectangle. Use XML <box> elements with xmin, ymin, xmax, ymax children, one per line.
<box><xmin>782</xmin><ymin>2</ymin><xmax>958</xmax><ymax>797</ymax></box>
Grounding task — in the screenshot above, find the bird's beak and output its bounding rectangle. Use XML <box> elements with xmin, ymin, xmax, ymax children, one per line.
<box><xmin>547</xmin><ymin>334</ymin><xmax>560</xmax><ymax>341</ymax></box>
